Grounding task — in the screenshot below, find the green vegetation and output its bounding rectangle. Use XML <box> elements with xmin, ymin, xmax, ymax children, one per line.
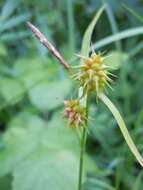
<box><xmin>0</xmin><ymin>0</ymin><xmax>143</xmax><ymax>190</ymax></box>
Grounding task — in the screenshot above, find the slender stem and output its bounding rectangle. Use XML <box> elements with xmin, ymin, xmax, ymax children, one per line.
<box><xmin>78</xmin><ymin>127</ymin><xmax>86</xmax><ymax>190</ymax></box>
<box><xmin>78</xmin><ymin>96</ymin><xmax>88</xmax><ymax>190</ymax></box>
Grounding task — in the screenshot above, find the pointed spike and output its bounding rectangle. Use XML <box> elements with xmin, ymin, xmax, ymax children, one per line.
<box><xmin>75</xmin><ymin>53</ymin><xmax>88</xmax><ymax>60</ymax></box>
<box><xmin>101</xmin><ymin>65</ymin><xmax>111</xmax><ymax>69</ymax></box>
<box><xmin>105</xmin><ymin>81</ymin><xmax>113</xmax><ymax>90</ymax></box>
<box><xmin>102</xmin><ymin>54</ymin><xmax>112</xmax><ymax>61</ymax></box>
<box><xmin>100</xmin><ymin>50</ymin><xmax>108</xmax><ymax>56</ymax></box>
<box><xmin>95</xmin><ymin>77</ymin><xmax>99</xmax><ymax>97</ymax></box>
<box><xmin>105</xmin><ymin>75</ymin><xmax>113</xmax><ymax>82</ymax></box>
<box><xmin>71</xmin><ymin>72</ymin><xmax>81</xmax><ymax>78</ymax></box>
<box><xmin>90</xmin><ymin>42</ymin><xmax>95</xmax><ymax>55</ymax></box>
<box><xmin>107</xmin><ymin>71</ymin><xmax>117</xmax><ymax>77</ymax></box>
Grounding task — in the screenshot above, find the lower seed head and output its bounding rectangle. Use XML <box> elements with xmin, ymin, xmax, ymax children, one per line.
<box><xmin>63</xmin><ymin>100</ymin><xmax>86</xmax><ymax>128</ymax></box>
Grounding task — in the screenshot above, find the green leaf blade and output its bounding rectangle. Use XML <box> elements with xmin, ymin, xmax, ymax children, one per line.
<box><xmin>81</xmin><ymin>6</ymin><xmax>105</xmax><ymax>56</ymax></box>
<box><xmin>29</xmin><ymin>79</ymin><xmax>72</xmax><ymax>111</ymax></box>
<box><xmin>12</xmin><ymin>148</ymin><xmax>78</xmax><ymax>190</ymax></box>
<box><xmin>94</xmin><ymin>27</ymin><xmax>143</xmax><ymax>50</ymax></box>
<box><xmin>99</xmin><ymin>93</ymin><xmax>143</xmax><ymax>167</ymax></box>
<box><xmin>123</xmin><ymin>4</ymin><xmax>143</xmax><ymax>23</ymax></box>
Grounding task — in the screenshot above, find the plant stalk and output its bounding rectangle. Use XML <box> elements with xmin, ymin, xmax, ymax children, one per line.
<box><xmin>78</xmin><ymin>96</ymin><xmax>88</xmax><ymax>190</ymax></box>
<box><xmin>78</xmin><ymin>128</ymin><xmax>86</xmax><ymax>190</ymax></box>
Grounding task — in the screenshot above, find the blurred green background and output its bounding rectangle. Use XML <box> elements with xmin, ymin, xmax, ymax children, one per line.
<box><xmin>0</xmin><ymin>0</ymin><xmax>143</xmax><ymax>190</ymax></box>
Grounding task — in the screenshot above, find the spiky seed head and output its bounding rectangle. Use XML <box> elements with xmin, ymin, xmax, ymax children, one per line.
<box><xmin>63</xmin><ymin>100</ymin><xmax>86</xmax><ymax>128</ymax></box>
<box><xmin>73</xmin><ymin>52</ymin><xmax>113</xmax><ymax>95</ymax></box>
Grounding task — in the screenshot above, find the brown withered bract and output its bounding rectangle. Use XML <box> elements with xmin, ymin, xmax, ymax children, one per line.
<box><xmin>27</xmin><ymin>22</ymin><xmax>70</xmax><ymax>70</ymax></box>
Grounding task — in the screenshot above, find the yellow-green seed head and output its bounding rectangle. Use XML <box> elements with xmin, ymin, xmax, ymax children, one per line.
<box><xmin>73</xmin><ymin>52</ymin><xmax>112</xmax><ymax>95</ymax></box>
<box><xmin>63</xmin><ymin>100</ymin><xmax>86</xmax><ymax>128</ymax></box>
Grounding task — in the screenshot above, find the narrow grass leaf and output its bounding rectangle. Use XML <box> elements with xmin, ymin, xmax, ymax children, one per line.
<box><xmin>123</xmin><ymin>4</ymin><xmax>143</xmax><ymax>23</ymax></box>
<box><xmin>0</xmin><ymin>13</ymin><xmax>31</xmax><ymax>33</ymax></box>
<box><xmin>101</xmin><ymin>0</ymin><xmax>122</xmax><ymax>51</ymax></box>
<box><xmin>1</xmin><ymin>0</ymin><xmax>19</xmax><ymax>21</ymax></box>
<box><xmin>93</xmin><ymin>27</ymin><xmax>143</xmax><ymax>50</ymax></box>
<box><xmin>81</xmin><ymin>6</ymin><xmax>105</xmax><ymax>56</ymax></box>
<box><xmin>128</xmin><ymin>41</ymin><xmax>143</xmax><ymax>58</ymax></box>
<box><xmin>1</xmin><ymin>31</ymin><xmax>30</xmax><ymax>41</ymax></box>
<box><xmin>67</xmin><ymin>0</ymin><xmax>75</xmax><ymax>54</ymax></box>
<box><xmin>99</xmin><ymin>93</ymin><xmax>143</xmax><ymax>167</ymax></box>
<box><xmin>132</xmin><ymin>171</ymin><xmax>143</xmax><ymax>190</ymax></box>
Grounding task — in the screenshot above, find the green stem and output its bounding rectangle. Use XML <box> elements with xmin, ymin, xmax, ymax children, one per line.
<box><xmin>78</xmin><ymin>96</ymin><xmax>88</xmax><ymax>190</ymax></box>
<box><xmin>78</xmin><ymin>127</ymin><xmax>86</xmax><ymax>190</ymax></box>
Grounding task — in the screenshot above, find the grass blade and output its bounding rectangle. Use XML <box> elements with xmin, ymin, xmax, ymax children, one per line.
<box><xmin>0</xmin><ymin>13</ymin><xmax>30</xmax><ymax>33</ymax></box>
<box><xmin>101</xmin><ymin>0</ymin><xmax>122</xmax><ymax>51</ymax></box>
<box><xmin>128</xmin><ymin>41</ymin><xmax>143</xmax><ymax>58</ymax></box>
<box><xmin>87</xmin><ymin>177</ymin><xmax>116</xmax><ymax>190</ymax></box>
<box><xmin>1</xmin><ymin>31</ymin><xmax>30</xmax><ymax>41</ymax></box>
<box><xmin>99</xmin><ymin>92</ymin><xmax>143</xmax><ymax>167</ymax></box>
<box><xmin>123</xmin><ymin>4</ymin><xmax>143</xmax><ymax>23</ymax></box>
<box><xmin>81</xmin><ymin>5</ymin><xmax>105</xmax><ymax>56</ymax></box>
<box><xmin>1</xmin><ymin>0</ymin><xmax>19</xmax><ymax>21</ymax></box>
<box><xmin>67</xmin><ymin>0</ymin><xmax>75</xmax><ymax>54</ymax></box>
<box><xmin>133</xmin><ymin>171</ymin><xmax>143</xmax><ymax>190</ymax></box>
<box><xmin>93</xmin><ymin>27</ymin><xmax>143</xmax><ymax>50</ymax></box>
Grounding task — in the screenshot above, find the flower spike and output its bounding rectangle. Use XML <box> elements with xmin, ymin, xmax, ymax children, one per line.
<box><xmin>73</xmin><ymin>51</ymin><xmax>114</xmax><ymax>97</ymax></box>
<box><xmin>63</xmin><ymin>100</ymin><xmax>86</xmax><ymax>128</ymax></box>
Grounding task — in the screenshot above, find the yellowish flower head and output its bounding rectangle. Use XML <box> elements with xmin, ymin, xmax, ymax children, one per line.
<box><xmin>73</xmin><ymin>52</ymin><xmax>113</xmax><ymax>95</ymax></box>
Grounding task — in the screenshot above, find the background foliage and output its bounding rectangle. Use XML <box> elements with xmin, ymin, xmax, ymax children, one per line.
<box><xmin>0</xmin><ymin>0</ymin><xmax>143</xmax><ymax>190</ymax></box>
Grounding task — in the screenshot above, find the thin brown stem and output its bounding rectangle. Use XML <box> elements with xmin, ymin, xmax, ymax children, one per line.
<box><xmin>27</xmin><ymin>22</ymin><xmax>70</xmax><ymax>70</ymax></box>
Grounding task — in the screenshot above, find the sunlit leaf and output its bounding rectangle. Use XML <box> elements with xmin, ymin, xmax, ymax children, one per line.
<box><xmin>0</xmin><ymin>113</ymin><xmax>46</xmax><ymax>177</ymax></box>
<box><xmin>13</xmin><ymin>148</ymin><xmax>78</xmax><ymax>190</ymax></box>
<box><xmin>29</xmin><ymin>79</ymin><xmax>72</xmax><ymax>111</ymax></box>
<box><xmin>0</xmin><ymin>77</ymin><xmax>24</xmax><ymax>105</ymax></box>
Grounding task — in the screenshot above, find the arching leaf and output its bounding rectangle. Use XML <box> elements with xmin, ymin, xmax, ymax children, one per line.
<box><xmin>99</xmin><ymin>93</ymin><xmax>143</xmax><ymax>167</ymax></box>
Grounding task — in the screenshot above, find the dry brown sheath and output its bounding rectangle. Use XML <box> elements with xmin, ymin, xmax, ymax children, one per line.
<box><xmin>27</xmin><ymin>22</ymin><xmax>70</xmax><ymax>69</ymax></box>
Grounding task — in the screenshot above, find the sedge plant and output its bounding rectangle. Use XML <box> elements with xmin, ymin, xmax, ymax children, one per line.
<box><xmin>27</xmin><ymin>6</ymin><xmax>143</xmax><ymax>190</ymax></box>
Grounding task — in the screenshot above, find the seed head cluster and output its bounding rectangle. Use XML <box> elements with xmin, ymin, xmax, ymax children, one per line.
<box><xmin>73</xmin><ymin>52</ymin><xmax>112</xmax><ymax>95</ymax></box>
<box><xmin>63</xmin><ymin>100</ymin><xmax>86</xmax><ymax>128</ymax></box>
<box><xmin>63</xmin><ymin>52</ymin><xmax>113</xmax><ymax>129</ymax></box>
